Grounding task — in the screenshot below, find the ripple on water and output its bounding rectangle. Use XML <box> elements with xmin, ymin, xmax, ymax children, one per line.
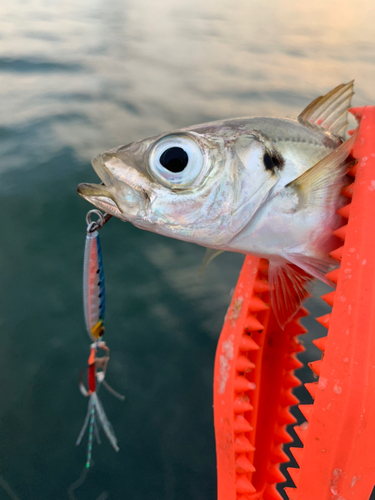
<box><xmin>0</xmin><ymin>57</ymin><xmax>84</xmax><ymax>73</ymax></box>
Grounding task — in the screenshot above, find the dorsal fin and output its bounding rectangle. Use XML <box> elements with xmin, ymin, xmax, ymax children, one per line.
<box><xmin>298</xmin><ymin>81</ymin><xmax>354</xmax><ymax>137</ymax></box>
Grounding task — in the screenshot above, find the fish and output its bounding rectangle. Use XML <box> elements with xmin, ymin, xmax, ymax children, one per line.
<box><xmin>78</xmin><ymin>82</ymin><xmax>356</xmax><ymax>326</ymax></box>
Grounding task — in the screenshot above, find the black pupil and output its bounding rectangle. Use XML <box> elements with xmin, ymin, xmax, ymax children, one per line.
<box><xmin>159</xmin><ymin>147</ymin><xmax>188</xmax><ymax>173</ymax></box>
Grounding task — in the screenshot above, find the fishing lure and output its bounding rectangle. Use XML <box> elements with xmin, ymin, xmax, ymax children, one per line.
<box><xmin>76</xmin><ymin>210</ymin><xmax>124</xmax><ymax>469</ymax></box>
<box><xmin>83</xmin><ymin>210</ymin><xmax>111</xmax><ymax>341</ymax></box>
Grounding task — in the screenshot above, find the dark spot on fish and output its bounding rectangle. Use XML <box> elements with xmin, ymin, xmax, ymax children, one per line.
<box><xmin>96</xmin><ymin>269</ymin><xmax>100</xmax><ymax>274</ymax></box>
<box><xmin>263</xmin><ymin>150</ymin><xmax>284</xmax><ymax>172</ymax></box>
<box><xmin>249</xmin><ymin>129</ymin><xmax>284</xmax><ymax>173</ymax></box>
<box><xmin>99</xmin><ymin>293</ymin><xmax>102</xmax><ymax>298</ymax></box>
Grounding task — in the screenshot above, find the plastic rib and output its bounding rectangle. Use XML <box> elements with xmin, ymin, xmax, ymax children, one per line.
<box><xmin>214</xmin><ymin>256</ymin><xmax>305</xmax><ymax>500</ymax></box>
<box><xmin>312</xmin><ymin>336</ymin><xmax>327</xmax><ymax>352</ymax></box>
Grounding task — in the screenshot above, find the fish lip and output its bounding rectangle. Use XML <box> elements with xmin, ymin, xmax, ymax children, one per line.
<box><xmin>77</xmin><ymin>182</ymin><xmax>125</xmax><ymax>217</ymax></box>
<box><xmin>77</xmin><ymin>182</ymin><xmax>112</xmax><ymax>198</ymax></box>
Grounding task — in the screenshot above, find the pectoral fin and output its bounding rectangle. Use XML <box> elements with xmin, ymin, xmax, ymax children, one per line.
<box><xmin>268</xmin><ymin>260</ymin><xmax>314</xmax><ymax>328</ymax></box>
<box><xmin>287</xmin><ymin>253</ymin><xmax>336</xmax><ymax>286</ymax></box>
<box><xmin>298</xmin><ymin>81</ymin><xmax>354</xmax><ymax>137</ymax></box>
<box><xmin>200</xmin><ymin>249</ymin><xmax>224</xmax><ymax>277</ymax></box>
<box><xmin>286</xmin><ymin>132</ymin><xmax>357</xmax><ymax>207</ymax></box>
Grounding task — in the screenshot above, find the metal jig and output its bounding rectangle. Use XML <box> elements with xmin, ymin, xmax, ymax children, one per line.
<box><xmin>76</xmin><ymin>210</ymin><xmax>123</xmax><ymax>469</ymax></box>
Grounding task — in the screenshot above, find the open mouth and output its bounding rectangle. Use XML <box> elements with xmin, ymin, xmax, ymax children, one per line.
<box><xmin>77</xmin><ymin>153</ymin><xmax>125</xmax><ymax>218</ymax></box>
<box><xmin>77</xmin><ymin>153</ymin><xmax>147</xmax><ymax>220</ymax></box>
<box><xmin>77</xmin><ymin>181</ymin><xmax>124</xmax><ymax>218</ymax></box>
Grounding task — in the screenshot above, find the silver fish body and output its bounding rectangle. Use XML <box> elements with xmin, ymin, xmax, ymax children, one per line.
<box><xmin>78</xmin><ymin>82</ymin><xmax>355</xmax><ymax>325</ymax></box>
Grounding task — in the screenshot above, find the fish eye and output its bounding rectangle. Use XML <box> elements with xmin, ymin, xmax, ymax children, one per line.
<box><xmin>148</xmin><ymin>135</ymin><xmax>204</xmax><ymax>189</ymax></box>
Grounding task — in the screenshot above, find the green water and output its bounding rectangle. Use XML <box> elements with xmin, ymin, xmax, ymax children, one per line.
<box><xmin>1</xmin><ymin>0</ymin><xmax>375</xmax><ymax>498</ymax></box>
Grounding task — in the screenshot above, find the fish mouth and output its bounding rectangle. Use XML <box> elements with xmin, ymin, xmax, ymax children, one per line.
<box><xmin>77</xmin><ymin>182</ymin><xmax>125</xmax><ymax>219</ymax></box>
<box><xmin>77</xmin><ymin>152</ymin><xmax>147</xmax><ymax>220</ymax></box>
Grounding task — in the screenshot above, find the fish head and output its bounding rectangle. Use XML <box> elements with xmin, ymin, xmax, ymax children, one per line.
<box><xmin>77</xmin><ymin>125</ymin><xmax>280</xmax><ymax>248</ymax></box>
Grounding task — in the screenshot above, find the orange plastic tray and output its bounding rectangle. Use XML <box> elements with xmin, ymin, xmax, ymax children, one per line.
<box><xmin>213</xmin><ymin>106</ymin><xmax>375</xmax><ymax>500</ymax></box>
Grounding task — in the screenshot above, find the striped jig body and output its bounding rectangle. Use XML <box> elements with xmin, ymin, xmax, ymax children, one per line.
<box><xmin>83</xmin><ymin>229</ymin><xmax>105</xmax><ymax>341</ymax></box>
